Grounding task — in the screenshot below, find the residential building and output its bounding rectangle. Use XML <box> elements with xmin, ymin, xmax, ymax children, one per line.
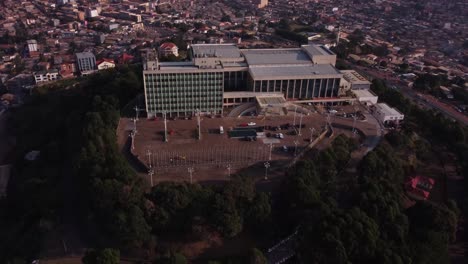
<box><xmin>76</xmin><ymin>52</ymin><xmax>96</xmax><ymax>74</ymax></box>
<box><xmin>405</xmin><ymin>176</ymin><xmax>435</xmax><ymax>200</ymax></box>
<box><xmin>97</xmin><ymin>58</ymin><xmax>115</xmax><ymax>70</ymax></box>
<box><xmin>33</xmin><ymin>70</ymin><xmax>59</xmax><ymax>84</ymax></box>
<box><xmin>159</xmin><ymin>42</ymin><xmax>179</xmax><ymax>58</ymax></box>
<box><xmin>27</xmin><ymin>40</ymin><xmax>38</xmax><ymax>52</ymax></box>
<box><xmin>256</xmin><ymin>0</ymin><xmax>268</xmax><ymax>8</ymax></box>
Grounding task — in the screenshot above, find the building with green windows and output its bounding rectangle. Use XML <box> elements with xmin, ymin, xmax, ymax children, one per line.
<box><xmin>143</xmin><ymin>44</ymin><xmax>348</xmax><ymax>118</ymax></box>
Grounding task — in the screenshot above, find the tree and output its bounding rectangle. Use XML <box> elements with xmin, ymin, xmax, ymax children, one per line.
<box><xmin>249</xmin><ymin>248</ymin><xmax>267</xmax><ymax>264</ymax></box>
<box><xmin>221</xmin><ymin>14</ymin><xmax>231</xmax><ymax>23</ymax></box>
<box><xmin>82</xmin><ymin>248</ymin><xmax>120</xmax><ymax>264</ymax></box>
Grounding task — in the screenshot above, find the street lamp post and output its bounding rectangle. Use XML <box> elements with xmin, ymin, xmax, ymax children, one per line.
<box><xmin>298</xmin><ymin>113</ymin><xmax>303</xmax><ymax>136</ymax></box>
<box><xmin>269</xmin><ymin>143</ymin><xmax>273</xmax><ymax>161</ymax></box>
<box><xmin>226</xmin><ymin>164</ymin><xmax>231</xmax><ymax>178</ymax></box>
<box><xmin>264</xmin><ymin>161</ymin><xmax>270</xmax><ymax>180</ymax></box>
<box><xmin>148</xmin><ymin>169</ymin><xmax>154</xmax><ymax>187</ymax></box>
<box><xmin>188</xmin><ymin>167</ymin><xmax>194</xmax><ymax>184</ymax></box>
<box><xmin>352</xmin><ymin>115</ymin><xmax>357</xmax><ymax>136</ymax></box>
<box><xmin>294</xmin><ymin>140</ymin><xmax>298</xmax><ymax>156</ymax></box>
<box><xmin>163</xmin><ymin>111</ymin><xmax>168</xmax><ymax>142</ymax></box>
<box><xmin>309</xmin><ymin>127</ymin><xmax>315</xmax><ymax>142</ymax></box>
<box><xmin>134</xmin><ymin>106</ymin><xmax>140</xmax><ymax>121</ymax></box>
<box><xmin>293</xmin><ymin>105</ymin><xmax>298</xmax><ymax>126</ymax></box>
<box><xmin>197</xmin><ymin>109</ymin><xmax>201</xmax><ymax>140</ymax></box>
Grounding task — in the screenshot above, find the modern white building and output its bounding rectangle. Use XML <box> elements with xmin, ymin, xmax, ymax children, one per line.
<box><xmin>143</xmin><ymin>44</ymin><xmax>349</xmax><ymax>118</ymax></box>
<box><xmin>353</xmin><ymin>89</ymin><xmax>378</xmax><ymax>105</ymax></box>
<box><xmin>374</xmin><ymin>103</ymin><xmax>404</xmax><ymax>125</ymax></box>
<box><xmin>33</xmin><ymin>70</ymin><xmax>59</xmax><ymax>84</ymax></box>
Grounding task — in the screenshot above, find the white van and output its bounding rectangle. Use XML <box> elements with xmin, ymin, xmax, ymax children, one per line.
<box><xmin>220</xmin><ymin>126</ymin><xmax>224</xmax><ymax>134</ymax></box>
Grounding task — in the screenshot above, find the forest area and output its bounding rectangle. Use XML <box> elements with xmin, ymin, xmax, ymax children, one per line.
<box><xmin>0</xmin><ymin>67</ymin><xmax>465</xmax><ymax>264</ymax></box>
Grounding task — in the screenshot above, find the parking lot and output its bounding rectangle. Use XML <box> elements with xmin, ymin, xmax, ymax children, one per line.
<box><xmin>121</xmin><ymin>112</ymin><xmax>327</xmax><ymax>180</ymax></box>
<box><xmin>117</xmin><ymin>102</ymin><xmax>378</xmax><ymax>183</ymax></box>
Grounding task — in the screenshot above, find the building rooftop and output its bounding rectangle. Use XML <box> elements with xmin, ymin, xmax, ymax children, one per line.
<box><xmin>301</xmin><ymin>44</ymin><xmax>335</xmax><ymax>56</ymax></box>
<box><xmin>191</xmin><ymin>44</ymin><xmax>242</xmax><ymax>59</ymax></box>
<box><xmin>76</xmin><ymin>52</ymin><xmax>95</xmax><ymax>59</ymax></box>
<box><xmin>376</xmin><ymin>103</ymin><xmax>404</xmax><ymax>116</ymax></box>
<box><xmin>249</xmin><ymin>64</ymin><xmax>342</xmax><ymax>80</ymax></box>
<box><xmin>341</xmin><ymin>70</ymin><xmax>372</xmax><ymax>85</ymax></box>
<box><xmin>241</xmin><ymin>48</ymin><xmax>312</xmax><ymax>65</ymax></box>
<box><xmin>352</xmin><ymin>89</ymin><xmax>377</xmax><ymax>98</ymax></box>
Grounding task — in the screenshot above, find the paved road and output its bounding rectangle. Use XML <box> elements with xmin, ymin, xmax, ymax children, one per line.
<box><xmin>352</xmin><ymin>65</ymin><xmax>468</xmax><ymax>126</ymax></box>
<box><xmin>394</xmin><ymin>83</ymin><xmax>468</xmax><ymax>126</ymax></box>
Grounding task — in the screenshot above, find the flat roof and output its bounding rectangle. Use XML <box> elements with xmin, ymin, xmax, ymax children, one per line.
<box><xmin>352</xmin><ymin>89</ymin><xmax>377</xmax><ymax>98</ymax></box>
<box><xmin>376</xmin><ymin>103</ymin><xmax>404</xmax><ymax>116</ymax></box>
<box><xmin>341</xmin><ymin>70</ymin><xmax>371</xmax><ymax>84</ymax></box>
<box><xmin>302</xmin><ymin>45</ymin><xmax>335</xmax><ymax>56</ymax></box>
<box><xmin>224</xmin><ymin>92</ymin><xmax>284</xmax><ymax>98</ymax></box>
<box><xmin>191</xmin><ymin>44</ymin><xmax>242</xmax><ymax>58</ymax></box>
<box><xmin>76</xmin><ymin>52</ymin><xmax>95</xmax><ymax>59</ymax></box>
<box><xmin>249</xmin><ymin>64</ymin><xmax>342</xmax><ymax>80</ymax></box>
<box><xmin>241</xmin><ymin>48</ymin><xmax>312</xmax><ymax>65</ymax></box>
<box><xmin>256</xmin><ymin>96</ymin><xmax>286</xmax><ymax>106</ymax></box>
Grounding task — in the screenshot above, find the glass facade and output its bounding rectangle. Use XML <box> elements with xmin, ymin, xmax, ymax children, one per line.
<box><xmin>145</xmin><ymin>72</ymin><xmax>224</xmax><ymax>117</ymax></box>
<box><xmin>223</xmin><ymin>70</ymin><xmax>247</xmax><ymax>91</ymax></box>
<box><xmin>251</xmin><ymin>78</ymin><xmax>341</xmax><ymax>99</ymax></box>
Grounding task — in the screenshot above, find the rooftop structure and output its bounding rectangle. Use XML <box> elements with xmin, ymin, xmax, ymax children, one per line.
<box><xmin>374</xmin><ymin>103</ymin><xmax>404</xmax><ymax>125</ymax></box>
<box><xmin>341</xmin><ymin>70</ymin><xmax>372</xmax><ymax>90</ymax></box>
<box><xmin>191</xmin><ymin>44</ymin><xmax>242</xmax><ymax>59</ymax></box>
<box><xmin>353</xmin><ymin>89</ymin><xmax>378</xmax><ymax>105</ymax></box>
<box><xmin>248</xmin><ymin>64</ymin><xmax>341</xmax><ymax>80</ymax></box>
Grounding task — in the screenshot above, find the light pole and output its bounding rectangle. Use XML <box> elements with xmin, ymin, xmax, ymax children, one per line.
<box><xmin>269</xmin><ymin>143</ymin><xmax>273</xmax><ymax>161</ymax></box>
<box><xmin>309</xmin><ymin>127</ymin><xmax>315</xmax><ymax>142</ymax></box>
<box><xmin>294</xmin><ymin>140</ymin><xmax>298</xmax><ymax>156</ymax></box>
<box><xmin>293</xmin><ymin>105</ymin><xmax>298</xmax><ymax>126</ymax></box>
<box><xmin>196</xmin><ymin>109</ymin><xmax>201</xmax><ymax>140</ymax></box>
<box><xmin>134</xmin><ymin>105</ymin><xmax>140</xmax><ymax>121</ymax></box>
<box><xmin>130</xmin><ymin>131</ymin><xmax>136</xmax><ymax>150</ymax></box>
<box><xmin>352</xmin><ymin>115</ymin><xmax>357</xmax><ymax>136</ymax></box>
<box><xmin>298</xmin><ymin>113</ymin><xmax>303</xmax><ymax>136</ymax></box>
<box><xmin>148</xmin><ymin>169</ymin><xmax>154</xmax><ymax>187</ymax></box>
<box><xmin>163</xmin><ymin>111</ymin><xmax>168</xmax><ymax>142</ymax></box>
<box><xmin>132</xmin><ymin>118</ymin><xmax>138</xmax><ymax>134</ymax></box>
<box><xmin>146</xmin><ymin>149</ymin><xmax>152</xmax><ymax>168</ymax></box>
<box><xmin>264</xmin><ymin>161</ymin><xmax>270</xmax><ymax>180</ymax></box>
<box><xmin>226</xmin><ymin>164</ymin><xmax>231</xmax><ymax>178</ymax></box>
<box><xmin>188</xmin><ymin>167</ymin><xmax>194</xmax><ymax>184</ymax></box>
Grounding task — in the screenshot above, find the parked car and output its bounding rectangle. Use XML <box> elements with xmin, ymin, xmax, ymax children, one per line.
<box><xmin>239</xmin><ymin>123</ymin><xmax>248</xmax><ymax>127</ymax></box>
<box><xmin>282</xmin><ymin>146</ymin><xmax>288</xmax><ymax>152</ymax></box>
<box><xmin>248</xmin><ymin>122</ymin><xmax>257</xmax><ymax>126</ymax></box>
<box><xmin>275</xmin><ymin>133</ymin><xmax>284</xmax><ymax>139</ymax></box>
